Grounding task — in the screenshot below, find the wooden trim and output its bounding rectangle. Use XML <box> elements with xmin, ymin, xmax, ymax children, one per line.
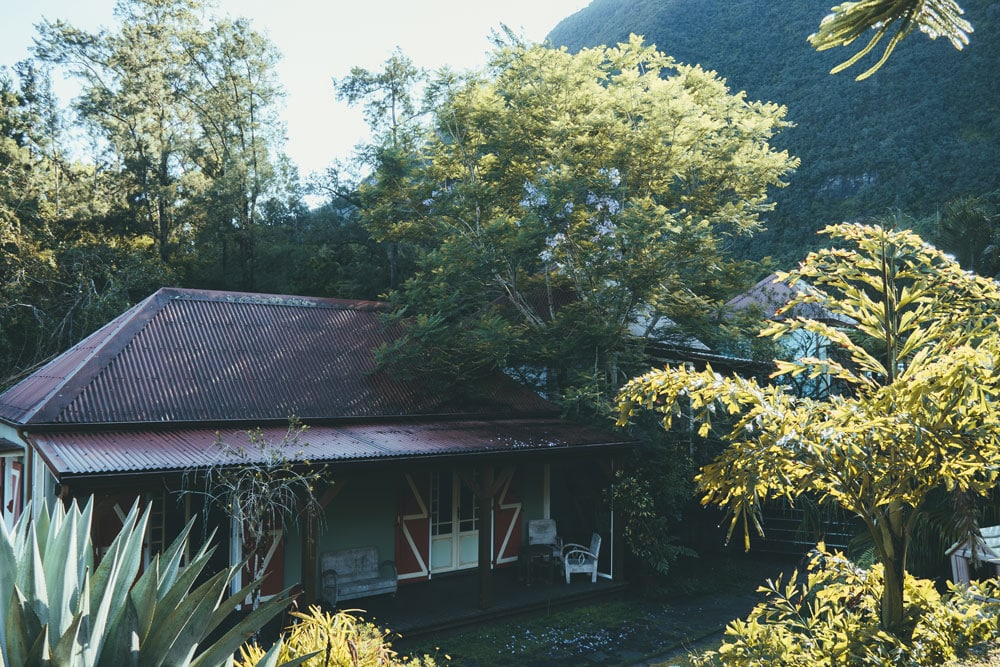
<box><xmin>477</xmin><ymin>464</ymin><xmax>494</xmax><ymax>609</ymax></box>
<box><xmin>493</xmin><ymin>467</ymin><xmax>521</xmax><ymax>566</ymax></box>
<box><xmin>396</xmin><ymin>472</ymin><xmax>430</xmax><ymax>581</ymax></box>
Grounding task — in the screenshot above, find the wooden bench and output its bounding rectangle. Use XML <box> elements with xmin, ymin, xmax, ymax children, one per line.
<box><xmin>320</xmin><ymin>546</ymin><xmax>397</xmax><ymax>606</ymax></box>
<box><xmin>947</xmin><ymin>525</ymin><xmax>1000</xmax><ymax>584</ymax></box>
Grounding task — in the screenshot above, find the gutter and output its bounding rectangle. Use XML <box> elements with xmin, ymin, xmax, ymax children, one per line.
<box><xmin>49</xmin><ymin>438</ymin><xmax>638</xmax><ymax>486</ymax></box>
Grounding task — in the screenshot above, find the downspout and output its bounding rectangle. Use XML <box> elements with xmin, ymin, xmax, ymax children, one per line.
<box><xmin>18</xmin><ymin>427</ymin><xmax>31</xmax><ymax>514</ymax></box>
<box><xmin>597</xmin><ymin>454</ymin><xmax>614</xmax><ymax>581</ymax></box>
<box><xmin>543</xmin><ymin>464</ymin><xmax>551</xmax><ymax>519</ymax></box>
<box><xmin>608</xmin><ymin>455</ymin><xmax>615</xmax><ymax>581</ymax></box>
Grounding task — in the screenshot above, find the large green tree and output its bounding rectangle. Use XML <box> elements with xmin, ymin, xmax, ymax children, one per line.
<box><xmin>183</xmin><ymin>17</ymin><xmax>292</xmax><ymax>290</ymax></box>
<box><xmin>33</xmin><ymin>0</ymin><xmax>290</xmax><ymax>280</ymax></box>
<box><xmin>0</xmin><ymin>0</ymin><xmax>295</xmax><ymax>387</ymax></box>
<box><xmin>333</xmin><ymin>49</ymin><xmax>427</xmax><ymax>291</ymax></box>
<box><xmin>1</xmin><ymin>64</ymin><xmax>169</xmax><ymax>388</ymax></box>
<box><xmin>0</xmin><ymin>69</ymin><xmax>55</xmax><ymax>383</ymax></box>
<box><xmin>376</xmin><ymin>36</ymin><xmax>798</xmax><ymax>400</ymax></box>
<box><xmin>617</xmin><ymin>223</ymin><xmax>1000</xmax><ymax>632</ymax></box>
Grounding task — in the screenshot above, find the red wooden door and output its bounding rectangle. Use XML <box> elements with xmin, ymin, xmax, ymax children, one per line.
<box><xmin>396</xmin><ymin>472</ymin><xmax>430</xmax><ymax>582</ymax></box>
<box><xmin>493</xmin><ymin>467</ymin><xmax>522</xmax><ymax>567</ymax></box>
<box><xmin>241</xmin><ymin>526</ymin><xmax>285</xmax><ymax>600</ymax></box>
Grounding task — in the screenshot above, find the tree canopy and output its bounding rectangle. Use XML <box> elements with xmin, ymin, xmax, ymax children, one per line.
<box><xmin>617</xmin><ymin>223</ymin><xmax>1000</xmax><ymax>631</ymax></box>
<box><xmin>1</xmin><ymin>0</ymin><xmax>369</xmax><ymax>387</ymax></box>
<box><xmin>33</xmin><ymin>0</ymin><xmax>290</xmax><ymax>279</ymax></box>
<box><xmin>372</xmin><ymin>36</ymin><xmax>798</xmax><ymax>400</ymax></box>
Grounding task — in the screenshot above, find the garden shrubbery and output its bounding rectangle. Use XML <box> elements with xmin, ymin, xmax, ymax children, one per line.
<box><xmin>0</xmin><ymin>498</ymin><xmax>290</xmax><ymax>667</ymax></box>
<box><xmin>693</xmin><ymin>544</ymin><xmax>1000</xmax><ymax>666</ymax></box>
<box><xmin>236</xmin><ymin>606</ymin><xmax>441</xmax><ymax>667</ymax></box>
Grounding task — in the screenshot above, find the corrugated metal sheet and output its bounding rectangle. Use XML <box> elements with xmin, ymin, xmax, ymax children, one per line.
<box><xmin>726</xmin><ymin>273</ymin><xmax>855</xmax><ymax>324</ymax></box>
<box><xmin>0</xmin><ymin>301</ymin><xmax>147</xmax><ymax>423</ymax></box>
<box><xmin>0</xmin><ymin>288</ymin><xmax>555</xmax><ymax>426</ymax></box>
<box><xmin>29</xmin><ymin>419</ymin><xmax>632</xmax><ymax>476</ymax></box>
<box><xmin>0</xmin><ymin>437</ymin><xmax>22</xmax><ymax>454</ymax></box>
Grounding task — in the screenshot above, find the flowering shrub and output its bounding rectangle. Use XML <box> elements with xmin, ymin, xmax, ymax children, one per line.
<box><xmin>693</xmin><ymin>543</ymin><xmax>1000</xmax><ymax>666</ymax></box>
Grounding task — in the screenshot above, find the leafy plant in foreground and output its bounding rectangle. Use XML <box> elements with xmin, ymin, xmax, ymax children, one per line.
<box><xmin>236</xmin><ymin>605</ymin><xmax>440</xmax><ymax>667</ymax></box>
<box><xmin>0</xmin><ymin>496</ymin><xmax>291</xmax><ymax>666</ymax></box>
<box><xmin>693</xmin><ymin>544</ymin><xmax>1000</xmax><ymax>666</ymax></box>
<box><xmin>618</xmin><ymin>223</ymin><xmax>1000</xmax><ymax>632</ymax></box>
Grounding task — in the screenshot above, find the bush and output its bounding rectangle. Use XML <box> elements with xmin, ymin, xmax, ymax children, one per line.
<box><xmin>236</xmin><ymin>606</ymin><xmax>441</xmax><ymax>667</ymax></box>
<box><xmin>693</xmin><ymin>543</ymin><xmax>1000</xmax><ymax>666</ymax></box>
<box><xmin>0</xmin><ymin>497</ymin><xmax>291</xmax><ymax>666</ymax></box>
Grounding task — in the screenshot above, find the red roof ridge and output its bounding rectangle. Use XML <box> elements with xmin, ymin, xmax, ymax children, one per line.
<box><xmin>154</xmin><ymin>286</ymin><xmax>389</xmax><ymax>311</ymax></box>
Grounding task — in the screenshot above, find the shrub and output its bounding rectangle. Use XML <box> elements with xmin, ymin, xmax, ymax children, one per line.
<box><xmin>236</xmin><ymin>606</ymin><xmax>441</xmax><ymax>667</ymax></box>
<box><xmin>0</xmin><ymin>497</ymin><xmax>291</xmax><ymax>666</ymax></box>
<box><xmin>693</xmin><ymin>543</ymin><xmax>1000</xmax><ymax>666</ymax></box>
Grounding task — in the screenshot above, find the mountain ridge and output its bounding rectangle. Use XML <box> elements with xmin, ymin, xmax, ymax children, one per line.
<box><xmin>548</xmin><ymin>0</ymin><xmax>1000</xmax><ymax>263</ymax></box>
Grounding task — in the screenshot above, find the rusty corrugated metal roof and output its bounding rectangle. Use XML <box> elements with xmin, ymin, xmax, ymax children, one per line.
<box><xmin>29</xmin><ymin>419</ymin><xmax>632</xmax><ymax>476</ymax></box>
<box><xmin>0</xmin><ymin>288</ymin><xmax>556</xmax><ymax>426</ymax></box>
<box><xmin>0</xmin><ymin>437</ymin><xmax>22</xmax><ymax>454</ymax></box>
<box><xmin>726</xmin><ymin>273</ymin><xmax>854</xmax><ymax>324</ymax></box>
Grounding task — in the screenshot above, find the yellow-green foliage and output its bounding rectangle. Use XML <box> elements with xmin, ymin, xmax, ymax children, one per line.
<box><xmin>237</xmin><ymin>606</ymin><xmax>441</xmax><ymax>667</ymax></box>
<box><xmin>808</xmin><ymin>0</ymin><xmax>972</xmax><ymax>80</ymax></box>
<box><xmin>617</xmin><ymin>223</ymin><xmax>1000</xmax><ymax>631</ymax></box>
<box><xmin>693</xmin><ymin>544</ymin><xmax>1000</xmax><ymax>666</ymax></box>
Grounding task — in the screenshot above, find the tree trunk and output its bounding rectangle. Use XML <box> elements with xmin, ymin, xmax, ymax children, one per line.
<box><xmin>388</xmin><ymin>241</ymin><xmax>399</xmax><ymax>290</ymax></box>
<box><xmin>878</xmin><ymin>502</ymin><xmax>908</xmax><ymax>632</ymax></box>
<box><xmin>477</xmin><ymin>464</ymin><xmax>495</xmax><ymax>610</ymax></box>
<box><xmin>881</xmin><ymin>549</ymin><xmax>906</xmax><ymax>631</ymax></box>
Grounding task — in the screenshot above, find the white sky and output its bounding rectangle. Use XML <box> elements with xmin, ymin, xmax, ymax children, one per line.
<box><xmin>1</xmin><ymin>0</ymin><xmax>592</xmax><ymax>176</ymax></box>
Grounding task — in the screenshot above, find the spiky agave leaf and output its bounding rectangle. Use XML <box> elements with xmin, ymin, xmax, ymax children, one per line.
<box><xmin>83</xmin><ymin>500</ymin><xmax>149</xmax><ymax>666</ymax></box>
<box><xmin>3</xmin><ymin>587</ymin><xmax>46</xmax><ymax>666</ymax></box>
<box><xmin>188</xmin><ymin>588</ymin><xmax>294</xmax><ymax>667</ymax></box>
<box><xmin>0</xmin><ymin>511</ymin><xmax>17</xmax><ymax>654</ymax></box>
<box><xmin>2</xmin><ymin>498</ymin><xmax>292</xmax><ymax>667</ymax></box>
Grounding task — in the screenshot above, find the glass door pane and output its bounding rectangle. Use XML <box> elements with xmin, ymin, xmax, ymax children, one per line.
<box><xmin>430</xmin><ymin>471</ymin><xmax>454</xmax><ymax>570</ymax></box>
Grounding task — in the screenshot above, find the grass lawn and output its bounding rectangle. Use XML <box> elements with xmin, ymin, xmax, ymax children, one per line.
<box><xmin>395</xmin><ymin>554</ymin><xmax>1000</xmax><ymax>666</ymax></box>
<box><xmin>401</xmin><ymin>599</ymin><xmax>695</xmax><ymax>665</ymax></box>
<box><xmin>398</xmin><ymin>554</ymin><xmax>789</xmax><ymax>666</ymax></box>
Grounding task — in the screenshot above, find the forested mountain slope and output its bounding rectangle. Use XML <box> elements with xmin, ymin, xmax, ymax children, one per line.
<box><xmin>549</xmin><ymin>0</ymin><xmax>1000</xmax><ymax>263</ymax></box>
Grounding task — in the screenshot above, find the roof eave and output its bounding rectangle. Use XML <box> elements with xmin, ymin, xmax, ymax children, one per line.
<box><xmin>50</xmin><ymin>438</ymin><xmax>637</xmax><ymax>484</ymax></box>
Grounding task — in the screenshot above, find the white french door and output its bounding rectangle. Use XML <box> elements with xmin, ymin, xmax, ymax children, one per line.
<box><xmin>429</xmin><ymin>471</ymin><xmax>479</xmax><ymax>573</ymax></box>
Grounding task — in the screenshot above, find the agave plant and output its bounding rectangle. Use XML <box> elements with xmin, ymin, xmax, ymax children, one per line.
<box><xmin>0</xmin><ymin>496</ymin><xmax>292</xmax><ymax>666</ymax></box>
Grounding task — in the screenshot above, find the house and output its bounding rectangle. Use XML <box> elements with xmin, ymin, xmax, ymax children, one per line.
<box><xmin>0</xmin><ymin>287</ymin><xmax>633</xmax><ymax>608</ymax></box>
<box><xmin>725</xmin><ymin>272</ymin><xmax>855</xmax><ymax>398</ymax></box>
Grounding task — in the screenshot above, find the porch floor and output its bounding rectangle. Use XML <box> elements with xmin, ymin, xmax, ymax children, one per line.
<box><xmin>329</xmin><ymin>565</ymin><xmax>628</xmax><ymax>641</ymax></box>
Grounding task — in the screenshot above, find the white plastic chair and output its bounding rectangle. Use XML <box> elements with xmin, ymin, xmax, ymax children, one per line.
<box><xmin>563</xmin><ymin>532</ymin><xmax>601</xmax><ymax>583</ymax></box>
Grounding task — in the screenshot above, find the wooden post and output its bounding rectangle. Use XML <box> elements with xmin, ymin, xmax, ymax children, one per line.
<box><xmin>301</xmin><ymin>512</ymin><xmax>317</xmax><ymax>603</ymax></box>
<box><xmin>302</xmin><ymin>483</ymin><xmax>343</xmax><ymax>604</ymax></box>
<box><xmin>477</xmin><ymin>464</ymin><xmax>495</xmax><ymax>610</ymax></box>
